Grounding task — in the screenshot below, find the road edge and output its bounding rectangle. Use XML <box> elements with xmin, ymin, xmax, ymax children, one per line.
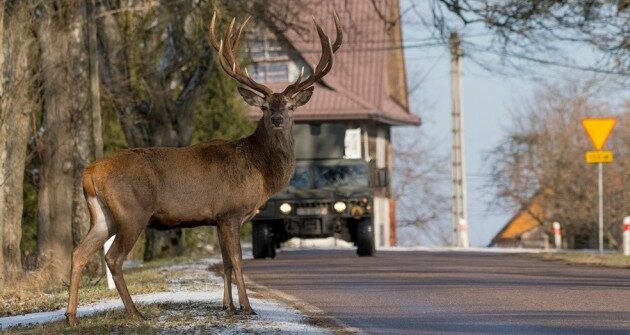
<box><xmin>244</xmin><ymin>274</ymin><xmax>364</xmax><ymax>335</ymax></box>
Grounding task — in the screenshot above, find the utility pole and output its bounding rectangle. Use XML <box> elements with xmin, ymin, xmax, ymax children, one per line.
<box><xmin>449</xmin><ymin>31</ymin><xmax>469</xmax><ymax>248</ymax></box>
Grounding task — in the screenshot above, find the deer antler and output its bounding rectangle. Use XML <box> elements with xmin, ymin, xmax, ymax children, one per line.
<box><xmin>282</xmin><ymin>11</ymin><xmax>343</xmax><ymax>97</ymax></box>
<box><xmin>209</xmin><ymin>13</ymin><xmax>273</xmax><ymax>96</ymax></box>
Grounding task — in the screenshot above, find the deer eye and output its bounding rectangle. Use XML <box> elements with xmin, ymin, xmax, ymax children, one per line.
<box><xmin>261</xmin><ymin>106</ymin><xmax>268</xmax><ymax>111</ymax></box>
<box><xmin>288</xmin><ymin>105</ymin><xmax>295</xmax><ymax>111</ymax></box>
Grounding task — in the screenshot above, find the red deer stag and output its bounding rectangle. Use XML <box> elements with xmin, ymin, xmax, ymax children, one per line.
<box><xmin>65</xmin><ymin>12</ymin><xmax>342</xmax><ymax>325</ymax></box>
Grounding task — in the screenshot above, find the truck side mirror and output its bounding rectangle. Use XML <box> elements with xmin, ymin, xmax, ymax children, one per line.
<box><xmin>376</xmin><ymin>168</ymin><xmax>389</xmax><ymax>187</ymax></box>
<box><xmin>369</xmin><ymin>159</ymin><xmax>389</xmax><ymax>187</ymax></box>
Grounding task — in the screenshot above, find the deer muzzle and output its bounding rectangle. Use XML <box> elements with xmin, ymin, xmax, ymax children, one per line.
<box><xmin>271</xmin><ymin>115</ymin><xmax>284</xmax><ymax>127</ymax></box>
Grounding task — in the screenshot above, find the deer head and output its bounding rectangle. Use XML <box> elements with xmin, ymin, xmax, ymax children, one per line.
<box><xmin>209</xmin><ymin>12</ymin><xmax>342</xmax><ymax>132</ymax></box>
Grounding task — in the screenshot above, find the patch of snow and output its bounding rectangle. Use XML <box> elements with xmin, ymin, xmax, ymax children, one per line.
<box><xmin>278</xmin><ymin>245</ymin><xmax>551</xmax><ymax>254</ymax></box>
<box><xmin>379</xmin><ymin>246</ymin><xmax>552</xmax><ymax>253</ymax></box>
<box><xmin>0</xmin><ymin>257</ymin><xmax>331</xmax><ymax>334</ymax></box>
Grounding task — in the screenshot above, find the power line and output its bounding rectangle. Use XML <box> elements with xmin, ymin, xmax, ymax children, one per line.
<box><xmin>465</xmin><ymin>44</ymin><xmax>629</xmax><ymax>77</ymax></box>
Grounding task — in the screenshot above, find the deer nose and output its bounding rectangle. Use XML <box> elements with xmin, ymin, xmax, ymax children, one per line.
<box><xmin>271</xmin><ymin>115</ymin><xmax>284</xmax><ymax>127</ymax></box>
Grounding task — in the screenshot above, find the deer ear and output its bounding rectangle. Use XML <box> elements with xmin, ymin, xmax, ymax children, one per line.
<box><xmin>238</xmin><ymin>87</ymin><xmax>265</xmax><ymax>107</ymax></box>
<box><xmin>293</xmin><ymin>87</ymin><xmax>315</xmax><ymax>107</ymax></box>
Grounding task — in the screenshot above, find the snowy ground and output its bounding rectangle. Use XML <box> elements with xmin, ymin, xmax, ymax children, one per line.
<box><xmin>280</xmin><ymin>243</ymin><xmax>552</xmax><ymax>254</ymax></box>
<box><xmin>0</xmin><ymin>258</ymin><xmax>331</xmax><ymax>334</ymax></box>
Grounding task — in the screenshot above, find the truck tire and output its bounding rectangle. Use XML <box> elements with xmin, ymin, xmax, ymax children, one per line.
<box><xmin>252</xmin><ymin>222</ymin><xmax>271</xmax><ymax>259</ymax></box>
<box><xmin>356</xmin><ymin>219</ymin><xmax>375</xmax><ymax>256</ymax></box>
<box><xmin>252</xmin><ymin>222</ymin><xmax>277</xmax><ymax>259</ymax></box>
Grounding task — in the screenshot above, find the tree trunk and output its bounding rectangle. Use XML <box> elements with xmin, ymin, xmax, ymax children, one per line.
<box><xmin>36</xmin><ymin>4</ymin><xmax>76</xmax><ymax>282</ymax></box>
<box><xmin>0</xmin><ymin>1</ymin><xmax>36</xmax><ymax>280</ymax></box>
<box><xmin>83</xmin><ymin>0</ymin><xmax>104</xmax><ymax>274</ymax></box>
<box><xmin>0</xmin><ymin>0</ymin><xmax>6</xmax><ymax>283</ymax></box>
<box><xmin>70</xmin><ymin>2</ymin><xmax>101</xmax><ymax>275</ymax></box>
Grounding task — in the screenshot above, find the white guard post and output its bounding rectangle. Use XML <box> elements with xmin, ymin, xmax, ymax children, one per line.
<box><xmin>458</xmin><ymin>218</ymin><xmax>469</xmax><ymax>248</ymax></box>
<box><xmin>623</xmin><ymin>217</ymin><xmax>630</xmax><ymax>256</ymax></box>
<box><xmin>103</xmin><ymin>235</ymin><xmax>116</xmax><ymax>289</ymax></box>
<box><xmin>553</xmin><ymin>222</ymin><xmax>562</xmax><ymax>250</ymax></box>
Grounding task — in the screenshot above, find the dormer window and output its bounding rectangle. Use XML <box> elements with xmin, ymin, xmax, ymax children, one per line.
<box><xmin>247</xmin><ymin>26</ymin><xmax>304</xmax><ymax>83</ymax></box>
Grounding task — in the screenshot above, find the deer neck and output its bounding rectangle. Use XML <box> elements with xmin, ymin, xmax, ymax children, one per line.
<box><xmin>245</xmin><ymin>118</ymin><xmax>296</xmax><ymax>195</ymax></box>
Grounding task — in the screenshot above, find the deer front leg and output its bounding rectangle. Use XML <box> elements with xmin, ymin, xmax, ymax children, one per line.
<box><xmin>221</xmin><ymin>222</ymin><xmax>256</xmax><ymax>315</ymax></box>
<box><xmin>217</xmin><ymin>225</ymin><xmax>235</xmax><ymax>314</ymax></box>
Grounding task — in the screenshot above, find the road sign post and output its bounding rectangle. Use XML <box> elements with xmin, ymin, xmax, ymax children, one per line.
<box><xmin>624</xmin><ymin>217</ymin><xmax>630</xmax><ymax>256</ymax></box>
<box><xmin>597</xmin><ymin>162</ymin><xmax>603</xmax><ymax>253</ymax></box>
<box><xmin>581</xmin><ymin>118</ymin><xmax>616</xmax><ymax>254</ymax></box>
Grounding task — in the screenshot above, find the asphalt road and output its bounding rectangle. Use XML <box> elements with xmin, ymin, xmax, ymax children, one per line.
<box><xmin>244</xmin><ymin>249</ymin><xmax>630</xmax><ymax>335</ymax></box>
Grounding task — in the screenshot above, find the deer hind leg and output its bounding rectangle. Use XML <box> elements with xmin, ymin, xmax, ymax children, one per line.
<box><xmin>66</xmin><ymin>196</ymin><xmax>111</xmax><ymax>326</ymax></box>
<box><xmin>104</xmin><ymin>208</ymin><xmax>148</xmax><ymax>320</ymax></box>
<box><xmin>217</xmin><ymin>225</ymin><xmax>235</xmax><ymax>314</ymax></box>
<box><xmin>220</xmin><ymin>221</ymin><xmax>255</xmax><ymax>315</ymax></box>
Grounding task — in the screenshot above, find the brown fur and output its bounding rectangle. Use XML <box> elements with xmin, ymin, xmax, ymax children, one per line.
<box><xmin>65</xmin><ymin>115</ymin><xmax>297</xmax><ymax>325</ymax></box>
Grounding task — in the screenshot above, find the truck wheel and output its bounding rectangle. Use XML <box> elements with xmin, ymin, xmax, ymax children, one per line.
<box><xmin>269</xmin><ymin>240</ymin><xmax>276</xmax><ymax>259</ymax></box>
<box><xmin>252</xmin><ymin>222</ymin><xmax>271</xmax><ymax>259</ymax></box>
<box><xmin>356</xmin><ymin>219</ymin><xmax>375</xmax><ymax>256</ymax></box>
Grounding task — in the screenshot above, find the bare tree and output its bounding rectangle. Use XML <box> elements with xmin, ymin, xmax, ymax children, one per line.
<box><xmin>487</xmin><ymin>77</ymin><xmax>629</xmax><ymax>248</ymax></box>
<box><xmin>0</xmin><ymin>1</ymin><xmax>37</xmax><ymax>281</ymax></box>
<box><xmin>36</xmin><ymin>1</ymin><xmax>88</xmax><ymax>281</ymax></box>
<box><xmin>400</xmin><ymin>0</ymin><xmax>630</xmax><ymax>78</ymax></box>
<box><xmin>393</xmin><ymin>129</ymin><xmax>452</xmax><ymax>246</ymax></box>
<box><xmin>0</xmin><ymin>0</ymin><xmax>7</xmax><ymax>283</ymax></box>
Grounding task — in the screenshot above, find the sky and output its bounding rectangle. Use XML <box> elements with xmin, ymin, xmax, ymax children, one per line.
<box><xmin>392</xmin><ymin>1</ymin><xmax>616</xmax><ymax>247</ymax></box>
<box><xmin>394</xmin><ymin>32</ymin><xmax>521</xmax><ymax>246</ymax></box>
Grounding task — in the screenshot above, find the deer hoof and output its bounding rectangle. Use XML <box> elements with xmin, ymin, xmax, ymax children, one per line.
<box><xmin>242</xmin><ymin>307</ymin><xmax>257</xmax><ymax>316</ymax></box>
<box><xmin>224</xmin><ymin>305</ymin><xmax>236</xmax><ymax>315</ymax></box>
<box><xmin>66</xmin><ymin>314</ymin><xmax>78</xmax><ymax>326</ymax></box>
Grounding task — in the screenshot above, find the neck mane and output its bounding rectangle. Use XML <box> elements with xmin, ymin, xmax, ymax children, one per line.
<box><xmin>244</xmin><ymin>118</ymin><xmax>296</xmax><ymax>195</ymax></box>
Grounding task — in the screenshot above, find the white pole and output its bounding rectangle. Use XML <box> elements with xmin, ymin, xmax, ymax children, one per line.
<box><xmin>598</xmin><ymin>162</ymin><xmax>604</xmax><ymax>254</ymax></box>
<box><xmin>623</xmin><ymin>216</ymin><xmax>630</xmax><ymax>256</ymax></box>
<box><xmin>103</xmin><ymin>235</ymin><xmax>116</xmax><ymax>290</ymax></box>
<box><xmin>553</xmin><ymin>222</ymin><xmax>562</xmax><ymax>250</ymax></box>
<box><xmin>449</xmin><ymin>31</ymin><xmax>469</xmax><ymax>248</ymax></box>
<box><xmin>458</xmin><ymin>218</ymin><xmax>469</xmax><ymax>248</ymax></box>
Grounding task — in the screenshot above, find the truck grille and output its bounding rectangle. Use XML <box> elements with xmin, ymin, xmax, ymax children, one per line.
<box><xmin>295</xmin><ymin>202</ymin><xmax>330</xmax><ymax>216</ymax></box>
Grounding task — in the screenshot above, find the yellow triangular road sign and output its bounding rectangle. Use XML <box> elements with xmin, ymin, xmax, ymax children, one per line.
<box><xmin>582</xmin><ymin>118</ymin><xmax>617</xmax><ymax>150</ymax></box>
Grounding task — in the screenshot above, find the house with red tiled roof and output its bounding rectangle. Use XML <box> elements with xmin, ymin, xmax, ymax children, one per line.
<box><xmin>247</xmin><ymin>0</ymin><xmax>419</xmax><ymax>248</ymax></box>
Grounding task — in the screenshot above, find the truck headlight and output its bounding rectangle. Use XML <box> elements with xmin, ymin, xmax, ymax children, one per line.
<box><xmin>279</xmin><ymin>203</ymin><xmax>292</xmax><ymax>214</ymax></box>
<box><xmin>333</xmin><ymin>201</ymin><xmax>347</xmax><ymax>213</ymax></box>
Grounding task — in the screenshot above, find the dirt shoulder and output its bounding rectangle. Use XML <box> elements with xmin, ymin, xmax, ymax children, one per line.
<box><xmin>520</xmin><ymin>251</ymin><xmax>630</xmax><ymax>268</ymax></box>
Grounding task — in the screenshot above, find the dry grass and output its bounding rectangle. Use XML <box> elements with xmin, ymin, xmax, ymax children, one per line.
<box><xmin>0</xmin><ymin>258</ymin><xmax>197</xmax><ymax>317</ymax></box>
<box><xmin>2</xmin><ymin>302</ymin><xmax>244</xmax><ymax>335</ymax></box>
<box><xmin>524</xmin><ymin>252</ymin><xmax>630</xmax><ymax>268</ymax></box>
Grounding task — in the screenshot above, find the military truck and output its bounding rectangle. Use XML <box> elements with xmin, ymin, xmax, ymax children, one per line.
<box><xmin>251</xmin><ymin>157</ymin><xmax>389</xmax><ymax>258</ymax></box>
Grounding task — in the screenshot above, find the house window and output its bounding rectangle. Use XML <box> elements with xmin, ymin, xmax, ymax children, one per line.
<box><xmin>247</xmin><ymin>30</ymin><xmax>290</xmax><ymax>83</ymax></box>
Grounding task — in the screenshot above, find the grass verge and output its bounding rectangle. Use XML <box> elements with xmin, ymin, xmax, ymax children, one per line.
<box><xmin>3</xmin><ymin>301</ymin><xmax>250</xmax><ymax>335</ymax></box>
<box><xmin>0</xmin><ymin>257</ymin><xmax>200</xmax><ymax>317</ymax></box>
<box><xmin>523</xmin><ymin>252</ymin><xmax>630</xmax><ymax>268</ymax></box>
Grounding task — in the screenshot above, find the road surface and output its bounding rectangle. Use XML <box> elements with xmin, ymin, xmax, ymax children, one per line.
<box><xmin>244</xmin><ymin>249</ymin><xmax>630</xmax><ymax>334</ymax></box>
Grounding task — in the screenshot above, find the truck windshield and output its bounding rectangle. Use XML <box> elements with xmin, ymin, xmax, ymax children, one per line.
<box><xmin>289</xmin><ymin>166</ymin><xmax>311</xmax><ymax>189</ymax></box>
<box><xmin>314</xmin><ymin>164</ymin><xmax>368</xmax><ymax>188</ymax></box>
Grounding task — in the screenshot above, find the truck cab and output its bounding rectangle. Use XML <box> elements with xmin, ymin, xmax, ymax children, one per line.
<box><xmin>251</xmin><ymin>158</ymin><xmax>382</xmax><ymax>258</ymax></box>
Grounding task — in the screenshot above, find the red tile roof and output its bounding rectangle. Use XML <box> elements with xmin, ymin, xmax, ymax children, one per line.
<box><xmin>249</xmin><ymin>0</ymin><xmax>420</xmax><ymax>126</ymax></box>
